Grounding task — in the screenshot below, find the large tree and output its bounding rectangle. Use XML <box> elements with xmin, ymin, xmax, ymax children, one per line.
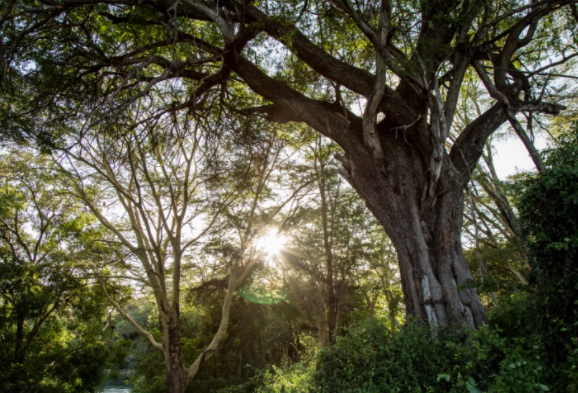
<box><xmin>2</xmin><ymin>0</ymin><xmax>577</xmax><ymax>331</ymax></box>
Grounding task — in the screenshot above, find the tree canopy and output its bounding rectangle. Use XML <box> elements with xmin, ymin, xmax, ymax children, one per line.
<box><xmin>2</xmin><ymin>0</ymin><xmax>577</xmax><ymax>334</ymax></box>
<box><xmin>1</xmin><ymin>1</ymin><xmax>578</xmax><ymax>392</ymax></box>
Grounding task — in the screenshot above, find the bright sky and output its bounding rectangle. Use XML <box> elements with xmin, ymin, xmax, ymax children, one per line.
<box><xmin>492</xmin><ymin>132</ymin><xmax>549</xmax><ymax>178</ymax></box>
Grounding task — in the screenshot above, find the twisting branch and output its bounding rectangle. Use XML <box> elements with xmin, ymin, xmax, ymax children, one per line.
<box><xmin>181</xmin><ymin>0</ymin><xmax>235</xmax><ymax>42</ymax></box>
<box><xmin>361</xmin><ymin>0</ymin><xmax>391</xmax><ymax>165</ymax></box>
<box><xmin>505</xmin><ymin>111</ymin><xmax>545</xmax><ymax>172</ymax></box>
<box><xmin>423</xmin><ymin>76</ymin><xmax>450</xmax><ymax>203</ymax></box>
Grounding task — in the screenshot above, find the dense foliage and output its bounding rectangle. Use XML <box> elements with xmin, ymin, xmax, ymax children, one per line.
<box><xmin>256</xmin><ymin>316</ymin><xmax>578</xmax><ymax>393</ymax></box>
<box><xmin>517</xmin><ymin>124</ymin><xmax>578</xmax><ymax>366</ymax></box>
<box><xmin>0</xmin><ymin>152</ymin><xmax>116</xmax><ymax>392</ymax></box>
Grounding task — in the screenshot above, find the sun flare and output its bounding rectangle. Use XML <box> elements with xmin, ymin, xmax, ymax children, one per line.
<box><xmin>256</xmin><ymin>229</ymin><xmax>286</xmax><ymax>256</ymax></box>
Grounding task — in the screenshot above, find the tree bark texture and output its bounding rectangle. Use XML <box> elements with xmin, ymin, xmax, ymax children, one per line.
<box><xmin>342</xmin><ymin>130</ymin><xmax>489</xmax><ymax>328</ymax></box>
<box><xmin>160</xmin><ymin>307</ymin><xmax>189</xmax><ymax>393</ymax></box>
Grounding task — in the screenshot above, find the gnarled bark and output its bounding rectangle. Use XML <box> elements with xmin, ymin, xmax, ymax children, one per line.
<box><xmin>340</xmin><ymin>130</ymin><xmax>488</xmax><ymax>328</ymax></box>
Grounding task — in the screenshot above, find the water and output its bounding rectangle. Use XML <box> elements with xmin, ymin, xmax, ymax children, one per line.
<box><xmin>101</xmin><ymin>388</ymin><xmax>132</xmax><ymax>393</ymax></box>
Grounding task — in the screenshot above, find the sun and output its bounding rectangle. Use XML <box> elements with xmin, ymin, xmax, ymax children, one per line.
<box><xmin>256</xmin><ymin>229</ymin><xmax>286</xmax><ymax>256</ymax></box>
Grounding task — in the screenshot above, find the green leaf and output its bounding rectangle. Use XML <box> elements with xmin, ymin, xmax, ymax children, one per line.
<box><xmin>436</xmin><ymin>374</ymin><xmax>451</xmax><ymax>382</ymax></box>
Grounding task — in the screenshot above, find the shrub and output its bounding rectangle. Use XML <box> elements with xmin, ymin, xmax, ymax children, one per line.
<box><xmin>313</xmin><ymin>319</ymin><xmax>487</xmax><ymax>393</ymax></box>
<box><xmin>254</xmin><ymin>337</ymin><xmax>319</xmax><ymax>393</ymax></box>
<box><xmin>258</xmin><ymin>318</ymin><xmax>555</xmax><ymax>393</ymax></box>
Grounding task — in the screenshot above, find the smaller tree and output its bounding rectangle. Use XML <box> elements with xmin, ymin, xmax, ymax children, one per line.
<box><xmin>54</xmin><ymin>109</ymin><xmax>311</xmax><ymax>393</ymax></box>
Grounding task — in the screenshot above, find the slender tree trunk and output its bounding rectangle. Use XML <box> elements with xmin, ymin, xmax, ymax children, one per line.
<box><xmin>327</xmin><ymin>291</ymin><xmax>338</xmax><ymax>345</ymax></box>
<box><xmin>389</xmin><ymin>311</ymin><xmax>397</xmax><ymax>336</ymax></box>
<box><xmin>316</xmin><ymin>155</ymin><xmax>341</xmax><ymax>345</ymax></box>
<box><xmin>160</xmin><ymin>308</ymin><xmax>189</xmax><ymax>393</ymax></box>
<box><xmin>504</xmin><ymin>260</ymin><xmax>529</xmax><ymax>285</ymax></box>
<box><xmin>366</xmin><ymin>294</ymin><xmax>378</xmax><ymax>319</ymax></box>
<box><xmin>317</xmin><ymin>319</ymin><xmax>329</xmax><ymax>346</ymax></box>
<box><xmin>383</xmin><ymin>292</ymin><xmax>397</xmax><ymax>335</ymax></box>
<box><xmin>13</xmin><ymin>316</ymin><xmax>25</xmax><ymax>364</ymax></box>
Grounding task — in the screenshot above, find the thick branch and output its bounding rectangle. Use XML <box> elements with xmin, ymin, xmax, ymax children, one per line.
<box><xmin>245</xmin><ymin>6</ymin><xmax>418</xmax><ymax>126</ymax></box>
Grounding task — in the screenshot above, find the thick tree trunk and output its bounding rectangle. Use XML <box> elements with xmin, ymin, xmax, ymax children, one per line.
<box><xmin>229</xmin><ymin>30</ymin><xmax>501</xmax><ymax>330</ymax></box>
<box><xmin>167</xmin><ymin>369</ymin><xmax>188</xmax><ymax>393</ymax></box>
<box><xmin>343</xmin><ymin>132</ymin><xmax>489</xmax><ymax>329</ymax></box>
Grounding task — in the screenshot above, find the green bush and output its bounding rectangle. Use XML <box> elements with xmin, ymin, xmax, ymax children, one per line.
<box><xmin>488</xmin><ymin>289</ymin><xmax>537</xmax><ymax>339</ymax></box>
<box><xmin>254</xmin><ymin>336</ymin><xmax>319</xmax><ymax>393</ymax></box>
<box><xmin>313</xmin><ymin>319</ymin><xmax>484</xmax><ymax>393</ymax></box>
<box><xmin>255</xmin><ymin>358</ymin><xmax>318</xmax><ymax>393</ymax></box>
<box><xmin>255</xmin><ymin>318</ymin><xmax>564</xmax><ymax>393</ymax></box>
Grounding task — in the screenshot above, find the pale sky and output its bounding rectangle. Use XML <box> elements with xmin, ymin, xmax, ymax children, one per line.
<box><xmin>492</xmin><ymin>133</ymin><xmax>549</xmax><ymax>178</ymax></box>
